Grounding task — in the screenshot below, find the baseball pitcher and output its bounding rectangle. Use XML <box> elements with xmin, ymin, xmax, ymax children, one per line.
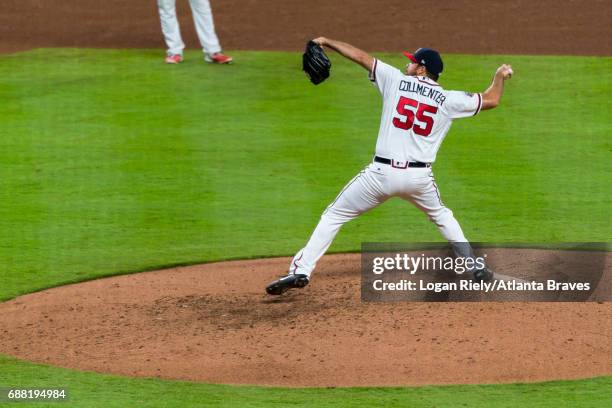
<box><xmin>266</xmin><ymin>37</ymin><xmax>513</xmax><ymax>295</ymax></box>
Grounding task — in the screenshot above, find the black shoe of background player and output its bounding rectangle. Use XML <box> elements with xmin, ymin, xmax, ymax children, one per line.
<box><xmin>266</xmin><ymin>274</ymin><xmax>310</xmax><ymax>295</ymax></box>
<box><xmin>473</xmin><ymin>267</ymin><xmax>494</xmax><ymax>283</ymax></box>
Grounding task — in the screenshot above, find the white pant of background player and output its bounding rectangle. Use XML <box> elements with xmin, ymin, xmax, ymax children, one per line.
<box><xmin>290</xmin><ymin>160</ymin><xmax>470</xmax><ymax>277</ymax></box>
<box><xmin>157</xmin><ymin>0</ymin><xmax>221</xmax><ymax>56</ymax></box>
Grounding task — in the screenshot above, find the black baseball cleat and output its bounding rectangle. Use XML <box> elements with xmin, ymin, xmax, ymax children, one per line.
<box><xmin>473</xmin><ymin>267</ymin><xmax>494</xmax><ymax>283</ymax></box>
<box><xmin>266</xmin><ymin>274</ymin><xmax>310</xmax><ymax>295</ymax></box>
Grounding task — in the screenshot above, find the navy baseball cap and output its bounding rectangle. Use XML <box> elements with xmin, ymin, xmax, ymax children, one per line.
<box><xmin>403</xmin><ymin>48</ymin><xmax>444</xmax><ymax>76</ymax></box>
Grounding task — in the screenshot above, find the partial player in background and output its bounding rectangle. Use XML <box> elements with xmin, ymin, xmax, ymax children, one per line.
<box><xmin>266</xmin><ymin>37</ymin><xmax>513</xmax><ymax>295</ymax></box>
<box><xmin>157</xmin><ymin>0</ymin><xmax>232</xmax><ymax>64</ymax></box>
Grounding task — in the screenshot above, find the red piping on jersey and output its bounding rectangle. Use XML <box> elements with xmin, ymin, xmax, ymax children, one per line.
<box><xmin>473</xmin><ymin>93</ymin><xmax>482</xmax><ymax>116</ymax></box>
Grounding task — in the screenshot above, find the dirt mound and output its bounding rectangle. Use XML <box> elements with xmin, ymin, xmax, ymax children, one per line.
<box><xmin>0</xmin><ymin>250</ymin><xmax>610</xmax><ymax>387</ymax></box>
<box><xmin>1</xmin><ymin>0</ymin><xmax>610</xmax><ymax>55</ymax></box>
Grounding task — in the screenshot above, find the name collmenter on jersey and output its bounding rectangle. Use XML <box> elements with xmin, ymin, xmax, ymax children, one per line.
<box><xmin>368</xmin><ymin>58</ymin><xmax>483</xmax><ymax>164</ymax></box>
<box><xmin>398</xmin><ymin>80</ymin><xmax>446</xmax><ymax>105</ymax></box>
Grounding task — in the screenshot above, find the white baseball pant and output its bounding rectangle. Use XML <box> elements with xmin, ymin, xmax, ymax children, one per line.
<box><xmin>290</xmin><ymin>159</ymin><xmax>473</xmax><ymax>277</ymax></box>
<box><xmin>157</xmin><ymin>0</ymin><xmax>222</xmax><ymax>56</ymax></box>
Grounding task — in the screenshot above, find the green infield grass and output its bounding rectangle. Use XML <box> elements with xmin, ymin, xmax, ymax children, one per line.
<box><xmin>0</xmin><ymin>49</ymin><xmax>610</xmax><ymax>407</ymax></box>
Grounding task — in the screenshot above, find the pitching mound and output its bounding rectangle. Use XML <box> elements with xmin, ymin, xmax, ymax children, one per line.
<box><xmin>0</xmin><ymin>249</ymin><xmax>610</xmax><ymax>387</ymax></box>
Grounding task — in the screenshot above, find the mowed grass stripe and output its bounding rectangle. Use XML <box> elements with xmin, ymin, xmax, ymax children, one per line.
<box><xmin>0</xmin><ymin>49</ymin><xmax>609</xmax><ymax>304</ymax></box>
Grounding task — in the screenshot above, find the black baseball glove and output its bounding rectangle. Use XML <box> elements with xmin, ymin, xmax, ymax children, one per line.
<box><xmin>302</xmin><ymin>40</ymin><xmax>331</xmax><ymax>85</ymax></box>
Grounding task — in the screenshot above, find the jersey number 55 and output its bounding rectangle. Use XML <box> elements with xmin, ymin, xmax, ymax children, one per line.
<box><xmin>392</xmin><ymin>97</ymin><xmax>438</xmax><ymax>137</ymax></box>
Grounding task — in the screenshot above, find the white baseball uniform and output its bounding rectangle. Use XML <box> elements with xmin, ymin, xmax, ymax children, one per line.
<box><xmin>290</xmin><ymin>59</ymin><xmax>483</xmax><ymax>277</ymax></box>
<box><xmin>157</xmin><ymin>0</ymin><xmax>222</xmax><ymax>56</ymax></box>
